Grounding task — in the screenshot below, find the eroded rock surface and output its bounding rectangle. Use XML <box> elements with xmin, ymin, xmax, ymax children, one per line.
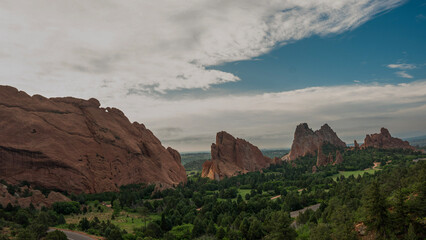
<box><xmin>361</xmin><ymin>128</ymin><xmax>415</xmax><ymax>150</ymax></box>
<box><xmin>0</xmin><ymin>85</ymin><xmax>186</xmax><ymax>193</ymax></box>
<box><xmin>283</xmin><ymin>123</ymin><xmax>346</xmax><ymax>161</ymax></box>
<box><xmin>201</xmin><ymin>131</ymin><xmax>271</xmax><ymax>180</ymax></box>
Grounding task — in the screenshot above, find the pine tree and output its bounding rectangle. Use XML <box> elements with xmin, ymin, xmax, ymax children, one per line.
<box><xmin>206</xmin><ymin>220</ymin><xmax>216</xmax><ymax>235</ymax></box>
<box><xmin>263</xmin><ymin>211</ymin><xmax>296</xmax><ymax>240</ymax></box>
<box><xmin>405</xmin><ymin>223</ymin><xmax>417</xmax><ymax>240</ymax></box>
<box><xmin>216</xmin><ymin>227</ymin><xmax>226</xmax><ymax>240</ymax></box>
<box><xmin>239</xmin><ymin>217</ymin><xmax>250</xmax><ymax>236</ymax></box>
<box><xmin>191</xmin><ymin>217</ymin><xmax>206</xmax><ymax>238</ymax></box>
<box><xmin>363</xmin><ymin>180</ymin><xmax>389</xmax><ymax>239</ymax></box>
<box><xmin>247</xmin><ymin>217</ymin><xmax>263</xmax><ymax>240</ymax></box>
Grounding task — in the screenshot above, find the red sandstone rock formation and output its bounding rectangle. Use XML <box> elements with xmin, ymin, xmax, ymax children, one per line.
<box><xmin>312</xmin><ymin>165</ymin><xmax>317</xmax><ymax>173</ymax></box>
<box><xmin>201</xmin><ymin>131</ymin><xmax>272</xmax><ymax>180</ymax></box>
<box><xmin>271</xmin><ymin>157</ymin><xmax>282</xmax><ymax>165</ymax></box>
<box><xmin>361</xmin><ymin>128</ymin><xmax>415</xmax><ymax>150</ymax></box>
<box><xmin>316</xmin><ymin>146</ymin><xmax>328</xmax><ymax>167</ymax></box>
<box><xmin>0</xmin><ymin>184</ymin><xmax>70</xmax><ymax>209</ymax></box>
<box><xmin>334</xmin><ymin>150</ymin><xmax>343</xmax><ymax>165</ymax></box>
<box><xmin>354</xmin><ymin>140</ymin><xmax>359</xmax><ymax>149</ymax></box>
<box><xmin>0</xmin><ymin>85</ymin><xmax>186</xmax><ymax>193</ymax></box>
<box><xmin>283</xmin><ymin>123</ymin><xmax>346</xmax><ymax>161</ymax></box>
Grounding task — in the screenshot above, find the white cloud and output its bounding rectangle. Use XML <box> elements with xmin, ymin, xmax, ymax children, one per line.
<box><xmin>111</xmin><ymin>81</ymin><xmax>426</xmax><ymax>151</ymax></box>
<box><xmin>1</xmin><ymin>0</ymin><xmax>421</xmax><ymax>152</ymax></box>
<box><xmin>395</xmin><ymin>71</ymin><xmax>414</xmax><ymax>79</ymax></box>
<box><xmin>387</xmin><ymin>63</ymin><xmax>416</xmax><ymax>69</ymax></box>
<box><xmin>0</xmin><ymin>0</ymin><xmax>404</xmax><ymax>96</ymax></box>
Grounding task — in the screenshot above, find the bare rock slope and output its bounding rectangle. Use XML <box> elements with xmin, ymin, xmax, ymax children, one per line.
<box><xmin>201</xmin><ymin>131</ymin><xmax>271</xmax><ymax>180</ymax></box>
<box><xmin>0</xmin><ymin>86</ymin><xmax>186</xmax><ymax>193</ymax></box>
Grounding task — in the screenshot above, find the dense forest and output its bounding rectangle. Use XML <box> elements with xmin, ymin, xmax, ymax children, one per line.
<box><xmin>0</xmin><ymin>147</ymin><xmax>425</xmax><ymax>240</ymax></box>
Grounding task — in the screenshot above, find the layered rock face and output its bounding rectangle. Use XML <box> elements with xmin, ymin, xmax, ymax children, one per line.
<box><xmin>201</xmin><ymin>131</ymin><xmax>271</xmax><ymax>180</ymax></box>
<box><xmin>361</xmin><ymin>128</ymin><xmax>415</xmax><ymax>150</ymax></box>
<box><xmin>0</xmin><ymin>184</ymin><xmax>70</xmax><ymax>209</ymax></box>
<box><xmin>0</xmin><ymin>86</ymin><xmax>186</xmax><ymax>193</ymax></box>
<box><xmin>283</xmin><ymin>123</ymin><xmax>346</xmax><ymax>161</ymax></box>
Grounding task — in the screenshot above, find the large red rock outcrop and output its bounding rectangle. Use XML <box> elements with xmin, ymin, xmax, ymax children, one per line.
<box><xmin>201</xmin><ymin>131</ymin><xmax>271</xmax><ymax>180</ymax></box>
<box><xmin>361</xmin><ymin>128</ymin><xmax>415</xmax><ymax>150</ymax></box>
<box><xmin>0</xmin><ymin>85</ymin><xmax>186</xmax><ymax>193</ymax></box>
<box><xmin>283</xmin><ymin>123</ymin><xmax>346</xmax><ymax>161</ymax></box>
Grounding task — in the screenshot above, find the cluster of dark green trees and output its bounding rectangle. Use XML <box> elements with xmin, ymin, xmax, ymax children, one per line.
<box><xmin>0</xmin><ymin>204</ymin><xmax>66</xmax><ymax>240</ymax></box>
<box><xmin>1</xmin><ymin>147</ymin><xmax>424</xmax><ymax>240</ymax></box>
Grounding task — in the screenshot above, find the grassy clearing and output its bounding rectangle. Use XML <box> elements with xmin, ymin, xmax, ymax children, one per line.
<box><xmin>63</xmin><ymin>206</ymin><xmax>160</xmax><ymax>233</ymax></box>
<box><xmin>237</xmin><ymin>189</ymin><xmax>251</xmax><ymax>198</ymax></box>
<box><xmin>331</xmin><ymin>168</ymin><xmax>380</xmax><ymax>180</ymax></box>
<box><xmin>186</xmin><ymin>170</ymin><xmax>200</xmax><ymax>177</ymax></box>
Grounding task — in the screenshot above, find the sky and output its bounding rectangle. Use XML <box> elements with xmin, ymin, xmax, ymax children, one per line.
<box><xmin>1</xmin><ymin>0</ymin><xmax>425</xmax><ymax>152</ymax></box>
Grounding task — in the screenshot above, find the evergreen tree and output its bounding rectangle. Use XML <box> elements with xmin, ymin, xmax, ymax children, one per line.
<box><xmin>192</xmin><ymin>217</ymin><xmax>206</xmax><ymax>238</ymax></box>
<box><xmin>206</xmin><ymin>220</ymin><xmax>216</xmax><ymax>235</ymax></box>
<box><xmin>160</xmin><ymin>213</ymin><xmax>172</xmax><ymax>232</ymax></box>
<box><xmin>216</xmin><ymin>227</ymin><xmax>226</xmax><ymax>240</ymax></box>
<box><xmin>79</xmin><ymin>217</ymin><xmax>90</xmax><ymax>231</ymax></box>
<box><xmin>107</xmin><ymin>229</ymin><xmax>123</xmax><ymax>240</ymax></box>
<box><xmin>263</xmin><ymin>211</ymin><xmax>296</xmax><ymax>240</ymax></box>
<box><xmin>310</xmin><ymin>223</ymin><xmax>332</xmax><ymax>240</ymax></box>
<box><xmin>239</xmin><ymin>217</ymin><xmax>250</xmax><ymax>236</ymax></box>
<box><xmin>247</xmin><ymin>217</ymin><xmax>263</xmax><ymax>240</ymax></box>
<box><xmin>363</xmin><ymin>181</ymin><xmax>390</xmax><ymax>239</ymax></box>
<box><xmin>45</xmin><ymin>230</ymin><xmax>67</xmax><ymax>240</ymax></box>
<box><xmin>405</xmin><ymin>223</ymin><xmax>417</xmax><ymax>240</ymax></box>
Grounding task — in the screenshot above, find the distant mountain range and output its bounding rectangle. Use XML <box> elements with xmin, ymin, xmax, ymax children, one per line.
<box><xmin>405</xmin><ymin>135</ymin><xmax>426</xmax><ymax>148</ymax></box>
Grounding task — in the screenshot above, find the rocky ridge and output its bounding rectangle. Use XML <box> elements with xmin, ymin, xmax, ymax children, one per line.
<box><xmin>361</xmin><ymin>128</ymin><xmax>415</xmax><ymax>150</ymax></box>
<box><xmin>0</xmin><ymin>85</ymin><xmax>187</xmax><ymax>194</ymax></box>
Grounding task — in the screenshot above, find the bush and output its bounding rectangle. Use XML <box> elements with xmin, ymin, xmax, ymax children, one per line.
<box><xmin>52</xmin><ymin>201</ymin><xmax>80</xmax><ymax>215</ymax></box>
<box><xmin>45</xmin><ymin>230</ymin><xmax>68</xmax><ymax>240</ymax></box>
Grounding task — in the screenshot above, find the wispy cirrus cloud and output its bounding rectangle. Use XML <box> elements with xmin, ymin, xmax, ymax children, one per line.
<box><xmin>0</xmin><ymin>0</ymin><xmax>405</xmax><ymax>96</ymax></box>
<box><xmin>395</xmin><ymin>71</ymin><xmax>414</xmax><ymax>79</ymax></box>
<box><xmin>387</xmin><ymin>63</ymin><xmax>416</xmax><ymax>69</ymax></box>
